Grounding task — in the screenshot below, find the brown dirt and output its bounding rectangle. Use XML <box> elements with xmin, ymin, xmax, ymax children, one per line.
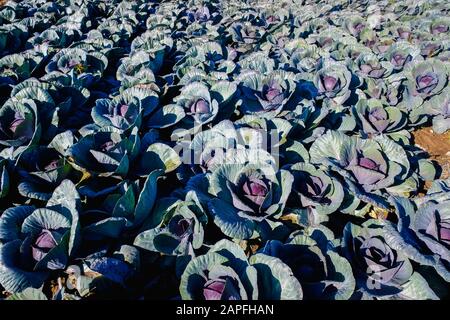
<box><xmin>0</xmin><ymin>0</ymin><xmax>8</xmax><ymax>6</ymax></box>
<box><xmin>412</xmin><ymin>127</ymin><xmax>450</xmax><ymax>182</ymax></box>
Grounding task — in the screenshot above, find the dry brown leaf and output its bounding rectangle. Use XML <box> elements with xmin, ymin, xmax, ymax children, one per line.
<box><xmin>279</xmin><ymin>213</ymin><xmax>299</xmax><ymax>224</ymax></box>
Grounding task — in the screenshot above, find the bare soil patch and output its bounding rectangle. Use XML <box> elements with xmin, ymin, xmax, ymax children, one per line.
<box><xmin>413</xmin><ymin>127</ymin><xmax>450</xmax><ymax>181</ymax></box>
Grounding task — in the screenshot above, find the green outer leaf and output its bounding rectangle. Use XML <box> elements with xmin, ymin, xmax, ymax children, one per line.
<box><xmin>144</xmin><ymin>143</ymin><xmax>181</xmax><ymax>173</ymax></box>
<box><xmin>47</xmin><ymin>179</ymin><xmax>80</xmax><ymax>208</ymax></box>
<box><xmin>112</xmin><ymin>185</ymin><xmax>135</xmax><ymax>218</ymax></box>
<box><xmin>0</xmin><ymin>240</ymin><xmax>48</xmax><ymax>293</ymax></box>
<box><xmin>133</xmin><ymin>228</ymin><xmax>160</xmax><ymax>252</ymax></box>
<box><xmin>417</xmin><ymin>159</ymin><xmax>437</xmax><ymax>181</ymax></box>
<box><xmin>83</xmin><ymin>217</ymin><xmax>128</xmax><ymax>239</ymax></box>
<box><xmin>48</xmin><ymin>130</ymin><xmax>75</xmax><ymax>156</ymax></box>
<box><xmin>0</xmin><ymin>161</ymin><xmax>9</xmax><ymax>198</ymax></box>
<box><xmin>140</xmin><ymin>197</ymin><xmax>179</xmax><ymax>231</ymax></box>
<box><xmin>110</xmin><ymin>153</ymin><xmax>129</xmax><ymax>178</ymax></box>
<box><xmin>17</xmin><ymin>181</ymin><xmax>51</xmax><ymax>201</ymax></box>
<box><xmin>208</xmin><ymin>198</ymin><xmax>256</xmax><ymax>240</ymax></box>
<box><xmin>21</xmin><ymin>208</ymin><xmax>71</xmax><ymax>234</ymax></box>
<box><xmin>283</xmin><ymin>139</ymin><xmax>310</xmax><ymax>163</ymax></box>
<box><xmin>153</xmin><ymin>232</ymin><xmax>183</xmax><ymax>255</ymax></box>
<box><xmin>0</xmin><ymin>206</ymin><xmax>35</xmax><ymax>242</ymax></box>
<box><xmin>327</xmin><ymin>250</ymin><xmax>356</xmax><ymax>300</ymax></box>
<box><xmin>398</xmin><ymin>272</ymin><xmax>439</xmax><ymax>300</ymax></box>
<box><xmin>275</xmin><ymin>169</ymin><xmax>294</xmax><ymax>215</ymax></box>
<box><xmin>250</xmin><ymin>253</ymin><xmax>303</xmax><ymax>300</ymax></box>
<box><xmin>6</xmin><ymin>288</ymin><xmax>47</xmax><ymax>300</ymax></box>
<box><xmin>211</xmin><ymin>239</ymin><xmax>249</xmax><ymax>262</ymax></box>
<box><xmin>373</xmin><ymin>134</ymin><xmax>410</xmax><ymax>178</ymax></box>
<box><xmin>133</xmin><ymin>169</ymin><xmax>164</xmax><ymax>227</ymax></box>
<box><xmin>309</xmin><ymin>130</ymin><xmax>353</xmax><ymax>164</ymax></box>
<box><xmin>147</xmin><ymin>104</ymin><xmax>185</xmax><ymax>128</ymax></box>
<box><xmin>210</xmin><ymin>81</ymin><xmax>237</xmax><ymax>104</ymax></box>
<box><xmin>210</xmin><ymin>239</ymin><xmax>259</xmax><ymax>300</ymax></box>
<box><xmin>208</xmin><ymin>163</ymin><xmax>243</xmax><ymax>200</ymax></box>
<box><xmin>47</xmin><ymin>180</ymin><xmax>80</xmax><ymax>256</ymax></box>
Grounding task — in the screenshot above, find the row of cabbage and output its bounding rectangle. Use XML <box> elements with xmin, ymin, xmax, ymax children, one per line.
<box><xmin>0</xmin><ymin>0</ymin><xmax>449</xmax><ymax>300</ymax></box>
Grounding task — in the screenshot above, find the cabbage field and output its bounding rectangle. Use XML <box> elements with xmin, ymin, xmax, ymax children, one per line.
<box><xmin>0</xmin><ymin>0</ymin><xmax>449</xmax><ymax>300</ymax></box>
